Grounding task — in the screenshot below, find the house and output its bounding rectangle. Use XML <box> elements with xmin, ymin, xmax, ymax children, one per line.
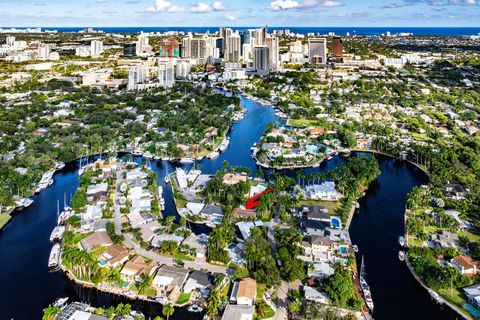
<box><xmin>305</xmin><ymin>182</ymin><xmax>342</xmax><ymax>201</ymax></box>
<box><xmin>232</xmin><ymin>208</ymin><xmax>256</xmax><ymax>220</ymax></box>
<box><xmin>80</xmin><ymin>231</ymin><xmax>113</xmax><ymax>252</ymax></box>
<box><xmin>223</xmin><ymin>173</ymin><xmax>247</xmax><ymax>185</ymax></box>
<box><xmin>138</xmin><ymin>220</ymin><xmax>161</xmax><ymax>242</ymax></box>
<box><xmin>200</xmin><ymin>205</ymin><xmax>224</xmax><ymax>218</ymax></box>
<box><xmin>303</xmin><ymin>286</ymin><xmax>329</xmax><ymax>304</ymax></box>
<box><xmin>300</xmin><ymin>205</ymin><xmax>330</xmax><ymax>222</ymax></box>
<box><xmin>236</xmin><ymin>221</ymin><xmax>263</xmax><ymax>240</ymax></box>
<box><xmin>183</xmin><ymin>270</ymin><xmax>213</xmax><ymax>296</ymax></box>
<box><xmin>230</xmin><ymin>278</ymin><xmax>257</xmax><ymax>305</ymax></box>
<box><xmin>451</xmin><ymin>256</ymin><xmax>479</xmax><ymax>276</ymax></box>
<box><xmin>299</xmin><ymin>218</ymin><xmax>329</xmax><ymax>237</ymax></box>
<box><xmin>120</xmin><ymin>256</ymin><xmax>157</xmax><ymax>281</ymax></box>
<box><xmin>301</xmin><ymin>235</ymin><xmax>334</xmax><ymax>262</ymax></box>
<box><xmin>127</xmin><ymin>211</ymin><xmax>155</xmax><ymax>228</ymax></box>
<box><xmin>221</xmin><ymin>305</ymin><xmax>255</xmax><ymax>320</ymax></box>
<box><xmin>182</xmin><ymin>233</ymin><xmax>208</xmax><ymax>258</ymax></box>
<box><xmin>102</xmin><ymin>244</ymin><xmax>130</xmax><ymax>268</ymax></box>
<box><xmin>307</xmin><ymin>261</ymin><xmax>335</xmax><ymax>279</ymax></box>
<box><xmin>444</xmin><ymin>184</ymin><xmax>468</xmax><ymax>200</ymax></box>
<box><xmin>83</xmin><ymin>205</ymin><xmax>103</xmax><ymax>221</ymax></box>
<box><xmin>464</xmin><ymin>284</ymin><xmax>480</xmax><ymax>309</ymax></box>
<box><xmin>152</xmin><ymin>233</ymin><xmax>184</xmax><ymax>247</ymax></box>
<box><xmin>431</xmin><ymin>231</ymin><xmax>459</xmax><ymax>249</ymax></box>
<box><xmin>152</xmin><ymin>265</ymin><xmax>190</xmax><ymax>301</ymax></box>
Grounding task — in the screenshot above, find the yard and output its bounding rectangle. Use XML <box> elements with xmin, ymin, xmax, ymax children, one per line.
<box><xmin>0</xmin><ymin>214</ymin><xmax>11</xmax><ymax>229</ymax></box>
<box><xmin>176</xmin><ymin>292</ymin><xmax>191</xmax><ymax>305</ymax></box>
<box><xmin>287</xmin><ymin>118</ymin><xmax>320</xmax><ymax>127</ymax></box>
<box><xmin>298</xmin><ymin>199</ymin><xmax>342</xmax><ymax>214</ymax></box>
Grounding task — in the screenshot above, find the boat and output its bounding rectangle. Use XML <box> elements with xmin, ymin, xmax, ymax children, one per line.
<box><xmin>143</xmin><ymin>151</ymin><xmax>153</xmax><ymax>159</ymax></box>
<box><xmin>36</xmin><ymin>170</ymin><xmax>55</xmax><ymax>192</ymax></box>
<box><xmin>399</xmin><ymin>250</ymin><xmax>405</xmax><ymax>261</ymax></box>
<box><xmin>359</xmin><ymin>255</ymin><xmax>374</xmax><ymax>311</ymax></box>
<box><xmin>58</xmin><ymin>207</ymin><xmax>74</xmax><ymax>225</ymax></box>
<box><xmin>398</xmin><ymin>236</ymin><xmax>405</xmax><ymax>247</ymax></box>
<box><xmin>155</xmin><ymin>297</ymin><xmax>168</xmax><ymax>305</ymax></box>
<box><xmin>15</xmin><ymin>197</ymin><xmax>34</xmax><ymax>209</ymax></box>
<box><xmin>218</xmin><ymin>137</ymin><xmax>230</xmax><ymax>152</ymax></box>
<box><xmin>50</xmin><ymin>225</ymin><xmax>66</xmax><ymax>242</ymax></box>
<box><xmin>55</xmin><ymin>162</ymin><xmax>65</xmax><ymax>170</ymax></box>
<box><xmin>53</xmin><ymin>297</ymin><xmax>69</xmax><ymax>308</ymax></box>
<box><xmin>207</xmin><ymin>151</ymin><xmax>219</xmax><ymax>159</ymax></box>
<box><xmin>188</xmin><ymin>304</ymin><xmax>203</xmax><ymax>313</ymax></box>
<box><xmin>48</xmin><ymin>243</ymin><xmax>61</xmax><ymax>269</ymax></box>
<box><xmin>180</xmin><ymin>158</ymin><xmax>194</xmax><ymax>163</ymax></box>
<box><xmin>352</xmin><ymin>245</ymin><xmax>359</xmax><ymax>252</ymax></box>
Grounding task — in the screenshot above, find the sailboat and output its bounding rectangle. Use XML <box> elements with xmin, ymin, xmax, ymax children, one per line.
<box><xmin>360</xmin><ymin>255</ymin><xmax>374</xmax><ymax>311</ymax></box>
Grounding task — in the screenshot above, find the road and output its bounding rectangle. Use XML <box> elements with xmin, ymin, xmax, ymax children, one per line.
<box><xmin>114</xmin><ymin>168</ymin><xmax>124</xmax><ymax>236</ymax></box>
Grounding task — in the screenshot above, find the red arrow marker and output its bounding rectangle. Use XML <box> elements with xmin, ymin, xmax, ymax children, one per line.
<box><xmin>245</xmin><ymin>188</ymin><xmax>276</xmax><ymax>210</ymax></box>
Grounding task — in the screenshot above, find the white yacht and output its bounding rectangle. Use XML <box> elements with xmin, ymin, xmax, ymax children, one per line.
<box><xmin>398</xmin><ymin>236</ymin><xmax>405</xmax><ymax>247</ymax></box>
<box><xmin>188</xmin><ymin>304</ymin><xmax>203</xmax><ymax>313</ymax></box>
<box><xmin>218</xmin><ymin>137</ymin><xmax>230</xmax><ymax>152</ymax></box>
<box><xmin>48</xmin><ymin>243</ymin><xmax>61</xmax><ymax>268</ymax></box>
<box><xmin>36</xmin><ymin>170</ymin><xmax>54</xmax><ymax>192</ymax></box>
<box><xmin>50</xmin><ymin>225</ymin><xmax>66</xmax><ymax>242</ymax></box>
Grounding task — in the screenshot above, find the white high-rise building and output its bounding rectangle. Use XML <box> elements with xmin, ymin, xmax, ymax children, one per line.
<box><xmin>182</xmin><ymin>35</ymin><xmax>215</xmax><ymax>64</ymax></box>
<box><xmin>90</xmin><ymin>40</ymin><xmax>104</xmax><ymax>57</ymax></box>
<box><xmin>175</xmin><ymin>60</ymin><xmax>191</xmax><ymax>79</ymax></box>
<box><xmin>136</xmin><ymin>34</ymin><xmax>152</xmax><ymax>56</ymax></box>
<box><xmin>225</xmin><ymin>32</ymin><xmax>241</xmax><ymax>63</ymax></box>
<box><xmin>158</xmin><ymin>63</ymin><xmax>175</xmax><ymax>88</ymax></box>
<box><xmin>127</xmin><ymin>63</ymin><xmax>149</xmax><ymax>90</ymax></box>
<box><xmin>242</xmin><ymin>43</ymin><xmax>253</xmax><ymax>66</ymax></box>
<box><xmin>37</xmin><ymin>45</ymin><xmax>50</xmax><ymax>59</ymax></box>
<box><xmin>254</xmin><ymin>46</ymin><xmax>270</xmax><ymax>76</ymax></box>
<box><xmin>6</xmin><ymin>36</ymin><xmax>15</xmax><ymax>46</ymax></box>
<box><xmin>266</xmin><ymin>36</ymin><xmax>279</xmax><ymax>71</ymax></box>
<box><xmin>76</xmin><ymin>46</ymin><xmax>91</xmax><ymax>57</ymax></box>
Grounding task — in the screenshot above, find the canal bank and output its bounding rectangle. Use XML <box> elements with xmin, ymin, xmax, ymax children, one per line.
<box><xmin>0</xmin><ymin>90</ymin><xmax>460</xmax><ymax>320</ymax></box>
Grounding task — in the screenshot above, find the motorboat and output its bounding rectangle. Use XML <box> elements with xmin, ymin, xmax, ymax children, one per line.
<box><xmin>399</xmin><ymin>250</ymin><xmax>405</xmax><ymax>261</ymax></box>
<box><xmin>360</xmin><ymin>255</ymin><xmax>374</xmax><ymax>311</ymax></box>
<box><xmin>218</xmin><ymin>137</ymin><xmax>230</xmax><ymax>152</ymax></box>
<box><xmin>398</xmin><ymin>236</ymin><xmax>405</xmax><ymax>247</ymax></box>
<box><xmin>55</xmin><ymin>162</ymin><xmax>65</xmax><ymax>170</ymax></box>
<box><xmin>352</xmin><ymin>245</ymin><xmax>359</xmax><ymax>253</ymax></box>
<box><xmin>180</xmin><ymin>158</ymin><xmax>194</xmax><ymax>163</ymax></box>
<box><xmin>53</xmin><ymin>297</ymin><xmax>69</xmax><ymax>308</ymax></box>
<box><xmin>36</xmin><ymin>170</ymin><xmax>54</xmax><ymax>192</ymax></box>
<box><xmin>50</xmin><ymin>225</ymin><xmax>66</xmax><ymax>242</ymax></box>
<box><xmin>58</xmin><ymin>207</ymin><xmax>74</xmax><ymax>225</ymax></box>
<box><xmin>48</xmin><ymin>243</ymin><xmax>61</xmax><ymax>268</ymax></box>
<box><xmin>188</xmin><ymin>304</ymin><xmax>203</xmax><ymax>313</ymax></box>
<box><xmin>207</xmin><ymin>151</ymin><xmax>219</xmax><ymax>159</ymax></box>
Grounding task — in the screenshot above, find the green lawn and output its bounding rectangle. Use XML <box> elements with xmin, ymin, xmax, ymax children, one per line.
<box><xmin>438</xmin><ymin>288</ymin><xmax>475</xmax><ymax>319</ymax></box>
<box><xmin>130</xmin><ymin>284</ymin><xmax>157</xmax><ymax>297</ymax></box>
<box><xmin>287</xmin><ymin>118</ymin><xmax>319</xmax><ymax>127</ymax></box>
<box><xmin>258</xmin><ymin>300</ymin><xmax>276</xmax><ymax>319</ymax></box>
<box><xmin>173</xmin><ymin>252</ymin><xmax>195</xmax><ymax>261</ymax></box>
<box><xmin>256</xmin><ymin>283</ymin><xmax>267</xmax><ymax>300</ymax></box>
<box><xmin>176</xmin><ymin>292</ymin><xmax>191</xmax><ymax>305</ymax></box>
<box><xmin>0</xmin><ymin>215</ymin><xmax>11</xmax><ymax>229</ymax></box>
<box><xmin>298</xmin><ymin>200</ymin><xmax>341</xmax><ymax>214</ymax></box>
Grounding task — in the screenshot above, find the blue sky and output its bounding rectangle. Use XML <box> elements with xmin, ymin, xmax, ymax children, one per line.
<box><xmin>0</xmin><ymin>0</ymin><xmax>478</xmax><ymax>27</ymax></box>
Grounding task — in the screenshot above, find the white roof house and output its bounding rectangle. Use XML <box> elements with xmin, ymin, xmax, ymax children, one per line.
<box><xmin>305</xmin><ymin>182</ymin><xmax>342</xmax><ymax>201</ymax></box>
<box><xmin>303</xmin><ymin>286</ymin><xmax>329</xmax><ymax>304</ymax></box>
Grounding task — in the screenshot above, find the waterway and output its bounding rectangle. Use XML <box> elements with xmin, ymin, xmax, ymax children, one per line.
<box><xmin>0</xmin><ymin>92</ymin><xmax>459</xmax><ymax>319</ymax></box>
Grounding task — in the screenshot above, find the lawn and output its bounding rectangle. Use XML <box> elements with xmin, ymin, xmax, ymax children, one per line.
<box><xmin>256</xmin><ymin>283</ymin><xmax>267</xmax><ymax>300</ymax></box>
<box><xmin>130</xmin><ymin>284</ymin><xmax>157</xmax><ymax>297</ymax></box>
<box><xmin>287</xmin><ymin>118</ymin><xmax>319</xmax><ymax>127</ymax></box>
<box><xmin>298</xmin><ymin>199</ymin><xmax>341</xmax><ymax>214</ymax></box>
<box><xmin>176</xmin><ymin>292</ymin><xmax>191</xmax><ymax>305</ymax></box>
<box><xmin>438</xmin><ymin>288</ymin><xmax>475</xmax><ymax>319</ymax></box>
<box><xmin>0</xmin><ymin>214</ymin><xmax>11</xmax><ymax>229</ymax></box>
<box><xmin>173</xmin><ymin>252</ymin><xmax>195</xmax><ymax>262</ymax></box>
<box><xmin>258</xmin><ymin>300</ymin><xmax>276</xmax><ymax>319</ymax></box>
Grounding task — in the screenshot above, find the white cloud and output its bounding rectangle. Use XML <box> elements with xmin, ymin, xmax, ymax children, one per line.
<box><xmin>146</xmin><ymin>0</ymin><xmax>187</xmax><ymax>12</ymax></box>
<box><xmin>269</xmin><ymin>0</ymin><xmax>300</xmax><ymax>10</ymax></box>
<box><xmin>269</xmin><ymin>0</ymin><xmax>343</xmax><ymax>10</ymax></box>
<box><xmin>225</xmin><ymin>14</ymin><xmax>237</xmax><ymax>20</ymax></box>
<box><xmin>213</xmin><ymin>1</ymin><xmax>228</xmax><ymax>11</ymax></box>
<box><xmin>191</xmin><ymin>2</ymin><xmax>211</xmax><ymax>12</ymax></box>
<box><xmin>322</xmin><ymin>0</ymin><xmax>344</xmax><ymax>7</ymax></box>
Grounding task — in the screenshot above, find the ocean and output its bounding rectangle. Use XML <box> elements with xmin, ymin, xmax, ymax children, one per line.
<box><xmin>3</xmin><ymin>26</ymin><xmax>480</xmax><ymax>36</ymax></box>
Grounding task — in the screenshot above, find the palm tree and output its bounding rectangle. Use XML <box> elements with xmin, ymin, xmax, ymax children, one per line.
<box><xmin>288</xmin><ymin>300</ymin><xmax>302</xmax><ymax>318</ymax></box>
<box><xmin>162</xmin><ymin>303</ymin><xmax>174</xmax><ymax>320</ymax></box>
<box><xmin>42</xmin><ymin>304</ymin><xmax>60</xmax><ymax>320</ymax></box>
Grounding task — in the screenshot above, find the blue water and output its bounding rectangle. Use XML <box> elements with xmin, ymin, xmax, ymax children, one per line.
<box><xmin>4</xmin><ymin>26</ymin><xmax>480</xmax><ymax>36</ymax></box>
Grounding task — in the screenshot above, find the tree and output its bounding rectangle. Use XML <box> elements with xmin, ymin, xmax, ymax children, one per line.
<box><xmin>288</xmin><ymin>300</ymin><xmax>302</xmax><ymax>317</ymax></box>
<box><xmin>206</xmin><ymin>288</ymin><xmax>222</xmax><ymax>318</ymax></box>
<box><xmin>42</xmin><ymin>305</ymin><xmax>60</xmax><ymax>320</ymax></box>
<box><xmin>162</xmin><ymin>303</ymin><xmax>174</xmax><ymax>320</ymax></box>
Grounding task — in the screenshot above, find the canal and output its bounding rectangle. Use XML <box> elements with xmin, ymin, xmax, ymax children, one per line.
<box><xmin>0</xmin><ymin>92</ymin><xmax>458</xmax><ymax>319</ymax></box>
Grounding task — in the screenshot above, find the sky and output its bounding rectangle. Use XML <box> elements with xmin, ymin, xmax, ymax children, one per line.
<box><xmin>0</xmin><ymin>0</ymin><xmax>479</xmax><ymax>27</ymax></box>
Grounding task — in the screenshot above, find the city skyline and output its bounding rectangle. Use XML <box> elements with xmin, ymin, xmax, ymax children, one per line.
<box><xmin>0</xmin><ymin>0</ymin><xmax>479</xmax><ymax>28</ymax></box>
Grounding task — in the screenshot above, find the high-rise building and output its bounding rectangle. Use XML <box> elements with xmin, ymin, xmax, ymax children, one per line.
<box><xmin>308</xmin><ymin>38</ymin><xmax>327</xmax><ymax>65</ymax></box>
<box><xmin>332</xmin><ymin>37</ymin><xmax>343</xmax><ymax>58</ymax></box>
<box><xmin>219</xmin><ymin>27</ymin><xmax>232</xmax><ymax>56</ymax></box>
<box><xmin>136</xmin><ymin>34</ymin><xmax>152</xmax><ymax>56</ymax></box>
<box><xmin>124</xmin><ymin>43</ymin><xmax>137</xmax><ymax>57</ymax></box>
<box><xmin>90</xmin><ymin>40</ymin><xmax>104</xmax><ymax>57</ymax></box>
<box><xmin>127</xmin><ymin>63</ymin><xmax>149</xmax><ymax>90</ymax></box>
<box><xmin>6</xmin><ymin>36</ymin><xmax>15</xmax><ymax>46</ymax></box>
<box><xmin>254</xmin><ymin>46</ymin><xmax>270</xmax><ymax>76</ymax></box>
<box><xmin>182</xmin><ymin>35</ymin><xmax>215</xmax><ymax>64</ymax></box>
<box><xmin>225</xmin><ymin>32</ymin><xmax>241</xmax><ymax>63</ymax></box>
<box><xmin>266</xmin><ymin>36</ymin><xmax>279</xmax><ymax>71</ymax></box>
<box><xmin>159</xmin><ymin>39</ymin><xmax>180</xmax><ymax>57</ymax></box>
<box><xmin>37</xmin><ymin>45</ymin><xmax>50</xmax><ymax>59</ymax></box>
<box><xmin>158</xmin><ymin>63</ymin><xmax>175</xmax><ymax>88</ymax></box>
<box><xmin>75</xmin><ymin>46</ymin><xmax>91</xmax><ymax>57</ymax></box>
<box><xmin>175</xmin><ymin>60</ymin><xmax>191</xmax><ymax>79</ymax></box>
